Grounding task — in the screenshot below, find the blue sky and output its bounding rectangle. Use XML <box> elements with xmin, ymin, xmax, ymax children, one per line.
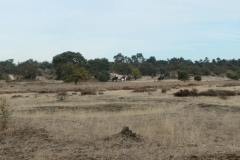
<box><xmin>1</xmin><ymin>0</ymin><xmax>240</xmax><ymax>63</ymax></box>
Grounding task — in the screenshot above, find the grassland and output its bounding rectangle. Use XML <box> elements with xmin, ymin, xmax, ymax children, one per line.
<box><xmin>0</xmin><ymin>76</ymin><xmax>240</xmax><ymax>159</ymax></box>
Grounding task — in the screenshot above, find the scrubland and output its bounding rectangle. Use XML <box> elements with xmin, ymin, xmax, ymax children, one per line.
<box><xmin>0</xmin><ymin>77</ymin><xmax>240</xmax><ymax>159</ymax></box>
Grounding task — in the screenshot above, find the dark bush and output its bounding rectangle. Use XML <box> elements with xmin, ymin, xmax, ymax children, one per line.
<box><xmin>122</xmin><ymin>87</ymin><xmax>134</xmax><ymax>90</ymax></box>
<box><xmin>198</xmin><ymin>89</ymin><xmax>236</xmax><ymax>96</ymax></box>
<box><xmin>174</xmin><ymin>89</ymin><xmax>198</xmax><ymax>97</ymax></box>
<box><xmin>80</xmin><ymin>88</ymin><xmax>97</xmax><ymax>95</ymax></box>
<box><xmin>226</xmin><ymin>71</ymin><xmax>239</xmax><ymax>80</ymax></box>
<box><xmin>99</xmin><ymin>70</ymin><xmax>110</xmax><ymax>82</ymax></box>
<box><xmin>174</xmin><ymin>89</ymin><xmax>236</xmax><ymax>97</ymax></box>
<box><xmin>177</xmin><ymin>71</ymin><xmax>189</xmax><ymax>81</ymax></box>
<box><xmin>194</xmin><ymin>75</ymin><xmax>202</xmax><ymax>81</ymax></box>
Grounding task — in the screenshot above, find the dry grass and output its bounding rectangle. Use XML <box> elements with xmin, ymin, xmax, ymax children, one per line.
<box><xmin>0</xmin><ymin>78</ymin><xmax>240</xmax><ymax>159</ymax></box>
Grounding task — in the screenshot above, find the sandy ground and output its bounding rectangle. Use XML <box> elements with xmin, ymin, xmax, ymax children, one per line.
<box><xmin>0</xmin><ymin>76</ymin><xmax>240</xmax><ymax>159</ymax></box>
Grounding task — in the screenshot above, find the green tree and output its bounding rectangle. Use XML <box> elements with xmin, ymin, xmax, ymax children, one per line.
<box><xmin>52</xmin><ymin>51</ymin><xmax>87</xmax><ymax>80</ymax></box>
<box><xmin>61</xmin><ymin>62</ymin><xmax>90</xmax><ymax>84</ymax></box>
<box><xmin>177</xmin><ymin>70</ymin><xmax>190</xmax><ymax>81</ymax></box>
<box><xmin>113</xmin><ymin>53</ymin><xmax>125</xmax><ymax>63</ymax></box>
<box><xmin>0</xmin><ymin>59</ymin><xmax>15</xmax><ymax>74</ymax></box>
<box><xmin>0</xmin><ymin>72</ymin><xmax>4</xmax><ymax>80</ymax></box>
<box><xmin>131</xmin><ymin>68</ymin><xmax>142</xmax><ymax>80</ymax></box>
<box><xmin>39</xmin><ymin>61</ymin><xmax>53</xmax><ymax>69</ymax></box>
<box><xmin>99</xmin><ymin>70</ymin><xmax>110</xmax><ymax>82</ymax></box>
<box><xmin>113</xmin><ymin>63</ymin><xmax>133</xmax><ymax>75</ymax></box>
<box><xmin>188</xmin><ymin>66</ymin><xmax>202</xmax><ymax>75</ymax></box>
<box><xmin>130</xmin><ymin>53</ymin><xmax>145</xmax><ymax>64</ymax></box>
<box><xmin>138</xmin><ymin>62</ymin><xmax>157</xmax><ymax>76</ymax></box>
<box><xmin>146</xmin><ymin>56</ymin><xmax>156</xmax><ymax>66</ymax></box>
<box><xmin>88</xmin><ymin>58</ymin><xmax>111</xmax><ymax>76</ymax></box>
<box><xmin>226</xmin><ymin>70</ymin><xmax>239</xmax><ymax>80</ymax></box>
<box><xmin>201</xmin><ymin>68</ymin><xmax>211</xmax><ymax>76</ymax></box>
<box><xmin>15</xmin><ymin>59</ymin><xmax>41</xmax><ymax>79</ymax></box>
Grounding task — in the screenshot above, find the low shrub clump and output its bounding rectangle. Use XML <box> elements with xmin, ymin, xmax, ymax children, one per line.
<box><xmin>174</xmin><ymin>89</ymin><xmax>236</xmax><ymax>97</ymax></box>
<box><xmin>80</xmin><ymin>88</ymin><xmax>97</xmax><ymax>95</ymax></box>
<box><xmin>226</xmin><ymin>70</ymin><xmax>239</xmax><ymax>80</ymax></box>
<box><xmin>0</xmin><ymin>97</ymin><xmax>13</xmax><ymax>130</ymax></box>
<box><xmin>122</xmin><ymin>86</ymin><xmax>134</xmax><ymax>90</ymax></box>
<box><xmin>174</xmin><ymin>89</ymin><xmax>198</xmax><ymax>97</ymax></box>
<box><xmin>161</xmin><ymin>87</ymin><xmax>168</xmax><ymax>93</ymax></box>
<box><xmin>194</xmin><ymin>75</ymin><xmax>202</xmax><ymax>81</ymax></box>
<box><xmin>55</xmin><ymin>91</ymin><xmax>69</xmax><ymax>100</ymax></box>
<box><xmin>198</xmin><ymin>89</ymin><xmax>236</xmax><ymax>96</ymax></box>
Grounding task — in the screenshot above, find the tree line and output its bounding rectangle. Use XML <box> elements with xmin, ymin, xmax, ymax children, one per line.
<box><xmin>1</xmin><ymin>51</ymin><xmax>240</xmax><ymax>83</ymax></box>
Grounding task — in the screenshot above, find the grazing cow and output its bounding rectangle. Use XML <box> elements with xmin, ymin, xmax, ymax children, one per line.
<box><xmin>158</xmin><ymin>75</ymin><xmax>164</xmax><ymax>81</ymax></box>
<box><xmin>112</xmin><ymin>76</ymin><xmax>118</xmax><ymax>82</ymax></box>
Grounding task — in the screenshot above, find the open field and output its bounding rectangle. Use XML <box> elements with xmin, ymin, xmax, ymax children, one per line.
<box><xmin>1</xmin><ymin>76</ymin><xmax>240</xmax><ymax>159</ymax></box>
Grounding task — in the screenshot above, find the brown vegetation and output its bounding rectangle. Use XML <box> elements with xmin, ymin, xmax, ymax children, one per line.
<box><xmin>174</xmin><ymin>89</ymin><xmax>238</xmax><ymax>97</ymax></box>
<box><xmin>80</xmin><ymin>88</ymin><xmax>97</xmax><ymax>95</ymax></box>
<box><xmin>0</xmin><ymin>78</ymin><xmax>240</xmax><ymax>159</ymax></box>
<box><xmin>174</xmin><ymin>89</ymin><xmax>198</xmax><ymax>97</ymax></box>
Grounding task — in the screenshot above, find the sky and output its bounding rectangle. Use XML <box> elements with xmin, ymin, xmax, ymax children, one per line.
<box><xmin>1</xmin><ymin>0</ymin><xmax>240</xmax><ymax>63</ymax></box>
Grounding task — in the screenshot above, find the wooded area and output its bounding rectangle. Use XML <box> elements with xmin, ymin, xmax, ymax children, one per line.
<box><xmin>1</xmin><ymin>51</ymin><xmax>240</xmax><ymax>82</ymax></box>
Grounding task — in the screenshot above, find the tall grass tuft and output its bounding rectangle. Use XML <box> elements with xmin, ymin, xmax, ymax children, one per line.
<box><xmin>161</xmin><ymin>87</ymin><xmax>168</xmax><ymax>93</ymax></box>
<box><xmin>0</xmin><ymin>97</ymin><xmax>13</xmax><ymax>130</ymax></box>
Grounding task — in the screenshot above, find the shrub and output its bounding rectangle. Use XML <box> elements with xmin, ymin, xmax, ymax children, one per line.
<box><xmin>191</xmin><ymin>88</ymin><xmax>198</xmax><ymax>93</ymax></box>
<box><xmin>198</xmin><ymin>89</ymin><xmax>236</xmax><ymax>96</ymax></box>
<box><xmin>177</xmin><ymin>70</ymin><xmax>190</xmax><ymax>81</ymax></box>
<box><xmin>226</xmin><ymin>71</ymin><xmax>239</xmax><ymax>80</ymax></box>
<box><xmin>174</xmin><ymin>89</ymin><xmax>198</xmax><ymax>97</ymax></box>
<box><xmin>0</xmin><ymin>97</ymin><xmax>13</xmax><ymax>130</ymax></box>
<box><xmin>99</xmin><ymin>70</ymin><xmax>110</xmax><ymax>82</ymax></box>
<box><xmin>161</xmin><ymin>87</ymin><xmax>167</xmax><ymax>93</ymax></box>
<box><xmin>164</xmin><ymin>71</ymin><xmax>170</xmax><ymax>77</ymax></box>
<box><xmin>174</xmin><ymin>89</ymin><xmax>237</xmax><ymax>97</ymax></box>
<box><xmin>55</xmin><ymin>91</ymin><xmax>69</xmax><ymax>100</ymax></box>
<box><xmin>194</xmin><ymin>75</ymin><xmax>202</xmax><ymax>81</ymax></box>
<box><xmin>122</xmin><ymin>87</ymin><xmax>134</xmax><ymax>90</ymax></box>
<box><xmin>80</xmin><ymin>88</ymin><xmax>97</xmax><ymax>95</ymax></box>
<box><xmin>131</xmin><ymin>68</ymin><xmax>142</xmax><ymax>80</ymax></box>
